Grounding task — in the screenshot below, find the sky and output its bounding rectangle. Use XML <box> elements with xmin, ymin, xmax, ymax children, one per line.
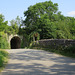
<box><xmin>0</xmin><ymin>0</ymin><xmax>75</xmax><ymax>23</ymax></box>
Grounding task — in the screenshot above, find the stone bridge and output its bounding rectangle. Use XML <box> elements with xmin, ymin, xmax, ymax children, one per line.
<box><xmin>7</xmin><ymin>34</ymin><xmax>23</xmax><ymax>49</ymax></box>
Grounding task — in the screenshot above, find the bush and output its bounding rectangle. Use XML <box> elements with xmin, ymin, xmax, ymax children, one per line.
<box><xmin>0</xmin><ymin>50</ymin><xmax>9</xmax><ymax>69</ymax></box>
<box><xmin>0</xmin><ymin>50</ymin><xmax>9</xmax><ymax>57</ymax></box>
<box><xmin>63</xmin><ymin>45</ymin><xmax>75</xmax><ymax>53</ymax></box>
<box><xmin>0</xmin><ymin>32</ymin><xmax>9</xmax><ymax>49</ymax></box>
<box><xmin>0</xmin><ymin>54</ymin><xmax>6</xmax><ymax>67</ymax></box>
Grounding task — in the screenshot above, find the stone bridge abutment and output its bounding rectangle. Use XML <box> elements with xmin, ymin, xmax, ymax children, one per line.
<box><xmin>8</xmin><ymin>34</ymin><xmax>23</xmax><ymax>49</ymax></box>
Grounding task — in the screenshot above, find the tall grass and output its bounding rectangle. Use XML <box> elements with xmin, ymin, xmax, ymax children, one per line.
<box><xmin>0</xmin><ymin>49</ymin><xmax>9</xmax><ymax>71</ymax></box>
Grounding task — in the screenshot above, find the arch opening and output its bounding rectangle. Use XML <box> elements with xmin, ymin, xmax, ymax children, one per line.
<box><xmin>10</xmin><ymin>36</ymin><xmax>21</xmax><ymax>49</ymax></box>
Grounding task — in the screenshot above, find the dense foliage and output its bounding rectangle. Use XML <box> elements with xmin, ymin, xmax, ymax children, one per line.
<box><xmin>22</xmin><ymin>0</ymin><xmax>75</xmax><ymax>41</ymax></box>
<box><xmin>0</xmin><ymin>0</ymin><xmax>75</xmax><ymax>49</ymax></box>
<box><xmin>0</xmin><ymin>32</ymin><xmax>9</xmax><ymax>49</ymax></box>
<box><xmin>0</xmin><ymin>49</ymin><xmax>9</xmax><ymax>71</ymax></box>
<box><xmin>0</xmin><ymin>14</ymin><xmax>21</xmax><ymax>49</ymax></box>
<box><xmin>0</xmin><ymin>14</ymin><xmax>9</xmax><ymax>49</ymax></box>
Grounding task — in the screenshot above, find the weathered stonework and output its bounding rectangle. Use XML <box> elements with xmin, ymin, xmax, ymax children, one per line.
<box><xmin>7</xmin><ymin>34</ymin><xmax>23</xmax><ymax>43</ymax></box>
<box><xmin>7</xmin><ymin>34</ymin><xmax>23</xmax><ymax>49</ymax></box>
<box><xmin>33</xmin><ymin>39</ymin><xmax>75</xmax><ymax>48</ymax></box>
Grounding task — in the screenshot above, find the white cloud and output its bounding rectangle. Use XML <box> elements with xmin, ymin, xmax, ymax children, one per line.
<box><xmin>68</xmin><ymin>11</ymin><xmax>75</xmax><ymax>16</ymax></box>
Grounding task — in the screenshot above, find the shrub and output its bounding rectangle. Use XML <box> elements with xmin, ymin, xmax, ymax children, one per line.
<box><xmin>63</xmin><ymin>45</ymin><xmax>75</xmax><ymax>53</ymax></box>
<box><xmin>0</xmin><ymin>50</ymin><xmax>9</xmax><ymax>57</ymax></box>
<box><xmin>0</xmin><ymin>32</ymin><xmax>9</xmax><ymax>49</ymax></box>
<box><xmin>0</xmin><ymin>54</ymin><xmax>6</xmax><ymax>67</ymax></box>
<box><xmin>0</xmin><ymin>50</ymin><xmax>9</xmax><ymax>69</ymax></box>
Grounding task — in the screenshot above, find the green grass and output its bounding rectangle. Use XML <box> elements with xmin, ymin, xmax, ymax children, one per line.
<box><xmin>31</xmin><ymin>45</ymin><xmax>75</xmax><ymax>58</ymax></box>
<box><xmin>0</xmin><ymin>49</ymin><xmax>9</xmax><ymax>72</ymax></box>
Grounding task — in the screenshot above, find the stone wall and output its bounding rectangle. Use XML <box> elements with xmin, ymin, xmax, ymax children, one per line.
<box><xmin>33</xmin><ymin>39</ymin><xmax>75</xmax><ymax>48</ymax></box>
<box><xmin>7</xmin><ymin>34</ymin><xmax>23</xmax><ymax>43</ymax></box>
<box><xmin>7</xmin><ymin>34</ymin><xmax>23</xmax><ymax>48</ymax></box>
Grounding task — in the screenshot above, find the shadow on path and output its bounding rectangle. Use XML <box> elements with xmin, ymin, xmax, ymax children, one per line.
<box><xmin>1</xmin><ymin>49</ymin><xmax>75</xmax><ymax>75</ymax></box>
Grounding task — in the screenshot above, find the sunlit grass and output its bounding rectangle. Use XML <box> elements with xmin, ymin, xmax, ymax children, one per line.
<box><xmin>0</xmin><ymin>49</ymin><xmax>9</xmax><ymax>72</ymax></box>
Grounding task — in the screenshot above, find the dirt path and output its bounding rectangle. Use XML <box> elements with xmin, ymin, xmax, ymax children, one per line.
<box><xmin>1</xmin><ymin>49</ymin><xmax>75</xmax><ymax>75</ymax></box>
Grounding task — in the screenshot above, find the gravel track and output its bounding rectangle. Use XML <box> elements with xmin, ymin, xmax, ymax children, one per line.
<box><xmin>1</xmin><ymin>49</ymin><xmax>75</xmax><ymax>75</ymax></box>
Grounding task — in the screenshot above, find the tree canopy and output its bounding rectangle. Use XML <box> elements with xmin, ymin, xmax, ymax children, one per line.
<box><xmin>0</xmin><ymin>0</ymin><xmax>75</xmax><ymax>49</ymax></box>
<box><xmin>0</xmin><ymin>14</ymin><xmax>21</xmax><ymax>49</ymax></box>
<box><xmin>0</xmin><ymin>14</ymin><xmax>8</xmax><ymax>32</ymax></box>
<box><xmin>23</xmin><ymin>0</ymin><xmax>75</xmax><ymax>40</ymax></box>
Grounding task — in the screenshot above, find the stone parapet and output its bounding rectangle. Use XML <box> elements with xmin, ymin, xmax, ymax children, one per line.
<box><xmin>33</xmin><ymin>39</ymin><xmax>75</xmax><ymax>48</ymax></box>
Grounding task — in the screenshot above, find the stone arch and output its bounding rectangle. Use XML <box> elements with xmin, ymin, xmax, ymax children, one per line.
<box><xmin>10</xmin><ymin>36</ymin><xmax>21</xmax><ymax>49</ymax></box>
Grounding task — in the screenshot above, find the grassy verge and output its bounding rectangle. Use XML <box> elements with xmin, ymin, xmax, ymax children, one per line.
<box><xmin>0</xmin><ymin>49</ymin><xmax>9</xmax><ymax>72</ymax></box>
<box><xmin>30</xmin><ymin>45</ymin><xmax>75</xmax><ymax>58</ymax></box>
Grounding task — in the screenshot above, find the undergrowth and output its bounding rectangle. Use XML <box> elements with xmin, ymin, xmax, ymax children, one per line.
<box><xmin>0</xmin><ymin>49</ymin><xmax>9</xmax><ymax>72</ymax></box>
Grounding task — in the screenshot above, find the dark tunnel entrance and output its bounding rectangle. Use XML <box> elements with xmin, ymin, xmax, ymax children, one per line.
<box><xmin>10</xmin><ymin>36</ymin><xmax>21</xmax><ymax>49</ymax></box>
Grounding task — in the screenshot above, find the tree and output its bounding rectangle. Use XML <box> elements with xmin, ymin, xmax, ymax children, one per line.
<box><xmin>23</xmin><ymin>1</ymin><xmax>58</xmax><ymax>39</ymax></box>
<box><xmin>10</xmin><ymin>16</ymin><xmax>21</xmax><ymax>34</ymax></box>
<box><xmin>54</xmin><ymin>20</ymin><xmax>72</xmax><ymax>39</ymax></box>
<box><xmin>0</xmin><ymin>14</ymin><xmax>8</xmax><ymax>32</ymax></box>
<box><xmin>15</xmin><ymin>16</ymin><xmax>21</xmax><ymax>27</ymax></box>
<box><xmin>67</xmin><ymin>17</ymin><xmax>75</xmax><ymax>39</ymax></box>
<box><xmin>22</xmin><ymin>0</ymin><xmax>75</xmax><ymax>42</ymax></box>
